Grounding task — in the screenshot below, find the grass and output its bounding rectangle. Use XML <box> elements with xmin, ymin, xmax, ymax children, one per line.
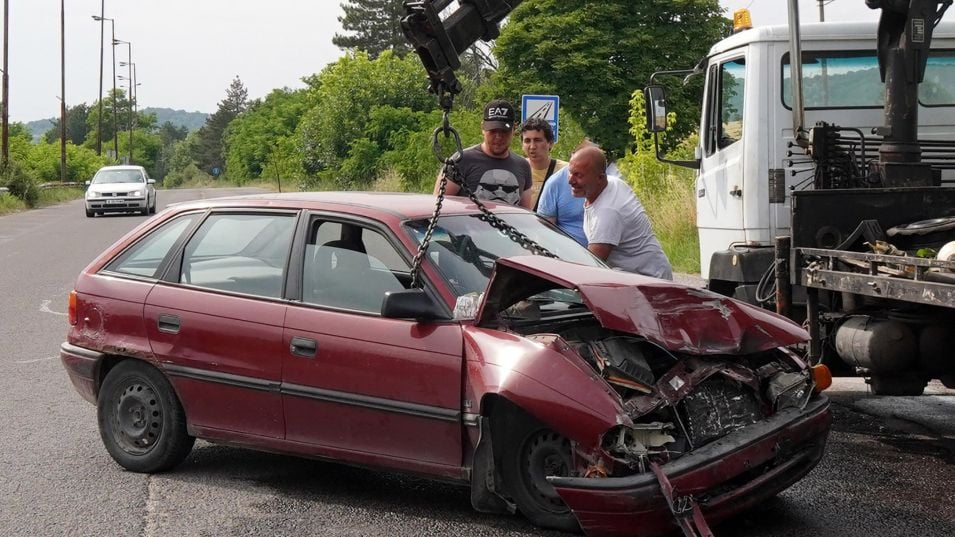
<box><xmin>630</xmin><ymin>174</ymin><xmax>701</xmax><ymax>275</ymax></box>
<box><xmin>0</xmin><ymin>193</ymin><xmax>24</xmax><ymax>215</ymax></box>
<box><xmin>0</xmin><ymin>187</ymin><xmax>86</xmax><ymax>216</ymax></box>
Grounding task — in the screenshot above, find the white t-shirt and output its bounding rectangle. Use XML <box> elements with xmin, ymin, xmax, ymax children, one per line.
<box><xmin>584</xmin><ymin>176</ymin><xmax>673</xmax><ymax>280</ymax></box>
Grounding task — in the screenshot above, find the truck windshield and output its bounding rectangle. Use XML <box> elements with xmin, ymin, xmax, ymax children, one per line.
<box><xmin>782</xmin><ymin>50</ymin><xmax>955</xmax><ymax>108</ymax></box>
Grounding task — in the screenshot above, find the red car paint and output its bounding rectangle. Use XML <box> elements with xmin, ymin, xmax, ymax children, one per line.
<box><xmin>61</xmin><ymin>192</ymin><xmax>830</xmax><ymax>536</ymax></box>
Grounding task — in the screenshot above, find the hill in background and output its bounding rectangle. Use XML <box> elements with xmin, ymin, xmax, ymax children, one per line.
<box><xmin>23</xmin><ymin>107</ymin><xmax>208</xmax><ymax>141</ymax></box>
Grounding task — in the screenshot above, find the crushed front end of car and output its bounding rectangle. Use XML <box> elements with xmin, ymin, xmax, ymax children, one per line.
<box><xmin>471</xmin><ymin>257</ymin><xmax>832</xmax><ymax>537</ymax></box>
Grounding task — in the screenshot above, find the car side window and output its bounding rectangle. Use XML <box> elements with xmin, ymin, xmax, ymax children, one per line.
<box><xmin>105</xmin><ymin>214</ymin><xmax>199</xmax><ymax>278</ymax></box>
<box><xmin>302</xmin><ymin>221</ymin><xmax>408</xmax><ymax>313</ymax></box>
<box><xmin>179</xmin><ymin>213</ymin><xmax>296</xmax><ymax>298</ymax></box>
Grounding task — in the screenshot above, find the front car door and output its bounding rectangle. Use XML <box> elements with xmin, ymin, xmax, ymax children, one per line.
<box><xmin>282</xmin><ymin>215</ymin><xmax>464</xmax><ymax>475</ymax></box>
<box><xmin>144</xmin><ymin>210</ymin><xmax>300</xmax><ymax>439</ymax></box>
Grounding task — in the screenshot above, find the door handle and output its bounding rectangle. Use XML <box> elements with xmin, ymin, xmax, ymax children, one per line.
<box><xmin>290</xmin><ymin>336</ymin><xmax>317</xmax><ymax>358</ymax></box>
<box><xmin>157</xmin><ymin>314</ymin><xmax>181</xmax><ymax>334</ymax></box>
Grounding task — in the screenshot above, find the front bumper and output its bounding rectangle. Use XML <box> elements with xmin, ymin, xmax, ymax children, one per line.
<box><xmin>551</xmin><ymin>396</ymin><xmax>831</xmax><ymax>537</ymax></box>
<box><xmin>86</xmin><ymin>197</ymin><xmax>147</xmax><ymax>213</ymax></box>
<box><xmin>60</xmin><ymin>342</ymin><xmax>106</xmax><ymax>404</ymax></box>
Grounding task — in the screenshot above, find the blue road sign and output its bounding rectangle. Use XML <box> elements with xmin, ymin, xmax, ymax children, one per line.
<box><xmin>521</xmin><ymin>94</ymin><xmax>560</xmax><ymax>143</ymax></box>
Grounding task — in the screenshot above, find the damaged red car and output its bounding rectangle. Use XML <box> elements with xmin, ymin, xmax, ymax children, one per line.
<box><xmin>61</xmin><ymin>192</ymin><xmax>832</xmax><ymax>536</ymax></box>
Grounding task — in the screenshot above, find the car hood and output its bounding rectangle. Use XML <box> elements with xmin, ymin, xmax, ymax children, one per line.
<box><xmin>475</xmin><ymin>256</ymin><xmax>808</xmax><ymax>355</ymax></box>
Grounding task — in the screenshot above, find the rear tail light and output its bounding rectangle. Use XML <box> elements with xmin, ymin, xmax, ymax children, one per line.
<box><xmin>68</xmin><ymin>290</ymin><xmax>77</xmax><ymax>326</ymax></box>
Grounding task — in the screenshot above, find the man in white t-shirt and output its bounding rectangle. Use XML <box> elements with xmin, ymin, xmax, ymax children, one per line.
<box><xmin>568</xmin><ymin>146</ymin><xmax>673</xmax><ymax>280</ymax></box>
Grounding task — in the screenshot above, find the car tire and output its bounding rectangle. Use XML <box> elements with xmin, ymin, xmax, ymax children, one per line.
<box><xmin>501</xmin><ymin>415</ymin><xmax>580</xmax><ymax>532</ymax></box>
<box><xmin>97</xmin><ymin>360</ymin><xmax>195</xmax><ymax>473</ymax></box>
<box><xmin>85</xmin><ymin>208</ymin><xmax>94</xmax><ymax>218</ymax></box>
<box><xmin>149</xmin><ymin>197</ymin><xmax>157</xmax><ymax>214</ymax></box>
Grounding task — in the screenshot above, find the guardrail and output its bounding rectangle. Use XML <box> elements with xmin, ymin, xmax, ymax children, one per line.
<box><xmin>0</xmin><ymin>182</ymin><xmax>85</xmax><ymax>194</ymax></box>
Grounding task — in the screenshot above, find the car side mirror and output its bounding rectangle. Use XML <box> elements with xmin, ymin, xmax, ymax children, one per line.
<box><xmin>85</xmin><ymin>180</ymin><xmax>91</xmax><ymax>186</ymax></box>
<box><xmin>147</xmin><ymin>179</ymin><xmax>156</xmax><ymax>185</ymax></box>
<box><xmin>644</xmin><ymin>85</ymin><xmax>668</xmax><ymax>133</ymax></box>
<box><xmin>381</xmin><ymin>289</ymin><xmax>448</xmax><ymax>321</ymax></box>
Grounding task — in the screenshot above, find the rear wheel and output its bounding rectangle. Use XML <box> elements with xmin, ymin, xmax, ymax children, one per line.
<box><xmin>97</xmin><ymin>360</ymin><xmax>194</xmax><ymax>472</ymax></box>
<box><xmin>501</xmin><ymin>421</ymin><xmax>579</xmax><ymax>532</ymax></box>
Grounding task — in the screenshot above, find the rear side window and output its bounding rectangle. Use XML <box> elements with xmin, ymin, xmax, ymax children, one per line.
<box><xmin>179</xmin><ymin>213</ymin><xmax>296</xmax><ymax>298</ymax></box>
<box><xmin>106</xmin><ymin>214</ymin><xmax>199</xmax><ymax>278</ymax></box>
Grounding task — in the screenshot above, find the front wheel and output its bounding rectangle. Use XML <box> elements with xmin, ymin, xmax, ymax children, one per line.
<box><xmin>501</xmin><ymin>422</ymin><xmax>579</xmax><ymax>532</ymax></box>
<box><xmin>97</xmin><ymin>360</ymin><xmax>194</xmax><ymax>473</ymax></box>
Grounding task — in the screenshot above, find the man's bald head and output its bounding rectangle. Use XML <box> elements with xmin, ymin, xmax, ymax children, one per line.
<box><xmin>568</xmin><ymin>145</ymin><xmax>609</xmax><ymax>203</ymax></box>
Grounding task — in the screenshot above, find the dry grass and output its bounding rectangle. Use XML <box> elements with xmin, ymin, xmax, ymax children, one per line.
<box><xmin>633</xmin><ymin>174</ymin><xmax>700</xmax><ymax>274</ymax></box>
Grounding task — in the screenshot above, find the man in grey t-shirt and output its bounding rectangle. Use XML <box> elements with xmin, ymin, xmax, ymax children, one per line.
<box><xmin>434</xmin><ymin>99</ymin><xmax>533</xmax><ymax>208</ymax></box>
<box><xmin>568</xmin><ymin>146</ymin><xmax>673</xmax><ymax>280</ymax></box>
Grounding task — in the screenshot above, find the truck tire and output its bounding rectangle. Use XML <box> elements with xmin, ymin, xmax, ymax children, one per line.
<box><xmin>869</xmin><ymin>374</ymin><xmax>927</xmax><ymax>396</ymax></box>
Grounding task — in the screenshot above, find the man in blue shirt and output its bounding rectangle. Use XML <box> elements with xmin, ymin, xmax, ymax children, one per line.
<box><xmin>536</xmin><ymin>166</ymin><xmax>587</xmax><ymax>245</ymax></box>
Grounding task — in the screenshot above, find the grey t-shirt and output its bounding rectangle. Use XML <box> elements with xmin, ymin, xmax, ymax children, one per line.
<box><xmin>450</xmin><ymin>145</ymin><xmax>532</xmax><ymax>205</ymax></box>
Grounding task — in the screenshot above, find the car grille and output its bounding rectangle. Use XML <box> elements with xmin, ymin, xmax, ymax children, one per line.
<box><xmin>680</xmin><ymin>377</ymin><xmax>762</xmax><ymax>447</ymax></box>
<box><xmin>100</xmin><ymin>192</ymin><xmax>130</xmax><ymax>197</ymax></box>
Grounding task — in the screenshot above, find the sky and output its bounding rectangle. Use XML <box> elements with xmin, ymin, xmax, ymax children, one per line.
<box><xmin>1</xmin><ymin>1</ymin><xmax>882</xmax><ymax>124</ymax></box>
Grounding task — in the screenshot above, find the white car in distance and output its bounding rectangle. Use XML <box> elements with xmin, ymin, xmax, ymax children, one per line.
<box><xmin>85</xmin><ymin>165</ymin><xmax>157</xmax><ymax>217</ymax></box>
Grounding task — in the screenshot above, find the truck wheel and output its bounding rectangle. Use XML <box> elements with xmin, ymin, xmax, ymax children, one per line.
<box><xmin>97</xmin><ymin>360</ymin><xmax>195</xmax><ymax>472</ymax></box>
<box><xmin>869</xmin><ymin>374</ymin><xmax>927</xmax><ymax>396</ymax></box>
<box><xmin>501</xmin><ymin>420</ymin><xmax>579</xmax><ymax>532</ymax></box>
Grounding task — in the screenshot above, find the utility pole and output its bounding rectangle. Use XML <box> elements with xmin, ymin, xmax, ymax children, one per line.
<box><xmin>2</xmin><ymin>0</ymin><xmax>10</xmax><ymax>166</ymax></box>
<box><xmin>95</xmin><ymin>1</ymin><xmax>104</xmax><ymax>155</ymax></box>
<box><xmin>60</xmin><ymin>0</ymin><xmax>67</xmax><ymax>181</ymax></box>
<box><xmin>818</xmin><ymin>0</ymin><xmax>826</xmax><ymax>22</ymax></box>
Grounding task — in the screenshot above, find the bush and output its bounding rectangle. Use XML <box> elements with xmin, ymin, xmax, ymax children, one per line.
<box><xmin>164</xmin><ymin>163</ymin><xmax>213</xmax><ymax>188</ymax></box>
<box><xmin>1</xmin><ymin>161</ymin><xmax>40</xmax><ymax>207</ymax></box>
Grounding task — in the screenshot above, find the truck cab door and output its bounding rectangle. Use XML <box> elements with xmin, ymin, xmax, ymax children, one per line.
<box><xmin>697</xmin><ymin>55</ymin><xmax>747</xmax><ymax>278</ymax></box>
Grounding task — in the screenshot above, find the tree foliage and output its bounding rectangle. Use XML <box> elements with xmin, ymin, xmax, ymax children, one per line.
<box><xmin>224</xmin><ymin>88</ymin><xmax>310</xmax><ymax>182</ymax></box>
<box><xmin>193</xmin><ymin>76</ymin><xmax>249</xmax><ymax>176</ymax></box>
<box><xmin>298</xmin><ymin>51</ymin><xmax>434</xmax><ymax>187</ymax></box>
<box><xmin>333</xmin><ymin>0</ymin><xmax>410</xmax><ymax>59</ymax></box>
<box><xmin>43</xmin><ymin>103</ymin><xmax>91</xmax><ymax>146</ymax></box>
<box><xmin>492</xmin><ymin>0</ymin><xmax>728</xmax><ymax>157</ymax></box>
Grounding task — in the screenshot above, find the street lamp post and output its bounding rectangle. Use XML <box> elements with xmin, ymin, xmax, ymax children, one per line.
<box><xmin>120</xmin><ymin>60</ymin><xmax>138</xmax><ymax>164</ymax></box>
<box><xmin>114</xmin><ymin>38</ymin><xmax>132</xmax><ymax>163</ymax></box>
<box><xmin>94</xmin><ymin>16</ymin><xmax>118</xmax><ymax>159</ymax></box>
<box><xmin>60</xmin><ymin>0</ymin><xmax>66</xmax><ymax>182</ymax></box>
<box><xmin>92</xmin><ymin>1</ymin><xmax>105</xmax><ymax>156</ymax></box>
<box><xmin>2</xmin><ymin>0</ymin><xmax>10</xmax><ymax>165</ymax></box>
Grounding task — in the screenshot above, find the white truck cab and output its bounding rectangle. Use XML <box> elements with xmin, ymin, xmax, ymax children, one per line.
<box><xmin>694</xmin><ymin>21</ymin><xmax>955</xmax><ymax>294</ymax></box>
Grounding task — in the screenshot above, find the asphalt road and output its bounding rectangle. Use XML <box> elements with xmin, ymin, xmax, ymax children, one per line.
<box><xmin>1</xmin><ymin>189</ymin><xmax>953</xmax><ymax>537</ymax></box>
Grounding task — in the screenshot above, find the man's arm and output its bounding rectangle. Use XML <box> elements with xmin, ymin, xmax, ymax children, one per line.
<box><xmin>519</xmin><ymin>188</ymin><xmax>533</xmax><ymax>209</ymax></box>
<box><xmin>434</xmin><ymin>173</ymin><xmax>462</xmax><ymax>196</ymax></box>
<box><xmin>588</xmin><ymin>243</ymin><xmax>614</xmax><ymax>260</ymax></box>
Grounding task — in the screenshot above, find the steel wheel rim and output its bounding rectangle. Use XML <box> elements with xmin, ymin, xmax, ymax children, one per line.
<box><xmin>520</xmin><ymin>430</ymin><xmax>573</xmax><ymax>513</ymax></box>
<box><xmin>111</xmin><ymin>380</ymin><xmax>163</xmax><ymax>455</ymax></box>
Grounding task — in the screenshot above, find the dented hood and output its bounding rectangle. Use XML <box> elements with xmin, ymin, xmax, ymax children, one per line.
<box><xmin>476</xmin><ymin>256</ymin><xmax>808</xmax><ymax>355</ymax></box>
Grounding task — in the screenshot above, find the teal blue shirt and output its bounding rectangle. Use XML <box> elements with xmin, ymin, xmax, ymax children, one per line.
<box><xmin>536</xmin><ymin>166</ymin><xmax>587</xmax><ymax>245</ymax></box>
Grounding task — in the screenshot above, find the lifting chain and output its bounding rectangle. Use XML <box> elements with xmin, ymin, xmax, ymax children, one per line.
<box><xmin>409</xmin><ymin>84</ymin><xmax>556</xmax><ymax>289</ymax></box>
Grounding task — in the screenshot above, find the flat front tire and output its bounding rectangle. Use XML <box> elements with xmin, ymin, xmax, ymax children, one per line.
<box><xmin>97</xmin><ymin>360</ymin><xmax>194</xmax><ymax>473</ymax></box>
<box><xmin>501</xmin><ymin>420</ymin><xmax>579</xmax><ymax>532</ymax></box>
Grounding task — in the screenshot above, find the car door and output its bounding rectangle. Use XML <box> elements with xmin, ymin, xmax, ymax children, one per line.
<box><xmin>144</xmin><ymin>210</ymin><xmax>300</xmax><ymax>439</ymax></box>
<box><xmin>282</xmin><ymin>216</ymin><xmax>464</xmax><ymax>471</ymax></box>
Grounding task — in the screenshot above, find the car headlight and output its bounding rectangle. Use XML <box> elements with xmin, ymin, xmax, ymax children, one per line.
<box><xmin>766</xmin><ymin>371</ymin><xmax>813</xmax><ymax>411</ymax></box>
<box><xmin>86</xmin><ymin>190</ymin><xmax>99</xmax><ymax>199</ymax></box>
<box><xmin>132</xmin><ymin>190</ymin><xmax>143</xmax><ymax>197</ymax></box>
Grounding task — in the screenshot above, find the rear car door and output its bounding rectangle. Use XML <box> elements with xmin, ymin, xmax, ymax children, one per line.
<box><xmin>144</xmin><ymin>210</ymin><xmax>299</xmax><ymax>439</ymax></box>
<box><xmin>282</xmin><ymin>215</ymin><xmax>464</xmax><ymax>471</ymax></box>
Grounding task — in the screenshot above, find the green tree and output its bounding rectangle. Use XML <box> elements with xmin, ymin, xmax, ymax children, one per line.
<box><xmin>193</xmin><ymin>76</ymin><xmax>249</xmax><ymax>176</ymax></box>
<box><xmin>224</xmin><ymin>87</ymin><xmax>310</xmax><ymax>182</ymax></box>
<box><xmin>298</xmin><ymin>51</ymin><xmax>435</xmax><ymax>186</ymax></box>
<box><xmin>85</xmin><ymin>88</ymin><xmax>133</xmax><ymax>158</ymax></box>
<box><xmin>492</xmin><ymin>0</ymin><xmax>729</xmax><ymax>157</ymax></box>
<box><xmin>333</xmin><ymin>0</ymin><xmax>410</xmax><ymax>59</ymax></box>
<box><xmin>43</xmin><ymin>103</ymin><xmax>91</xmax><ymax>146</ymax></box>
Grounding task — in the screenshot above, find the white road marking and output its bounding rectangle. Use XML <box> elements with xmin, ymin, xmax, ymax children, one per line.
<box><xmin>15</xmin><ymin>356</ymin><xmax>57</xmax><ymax>364</ymax></box>
<box><xmin>40</xmin><ymin>299</ymin><xmax>67</xmax><ymax>316</ymax></box>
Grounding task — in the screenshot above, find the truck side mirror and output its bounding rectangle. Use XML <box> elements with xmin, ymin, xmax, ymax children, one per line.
<box><xmin>644</xmin><ymin>85</ymin><xmax>668</xmax><ymax>133</ymax></box>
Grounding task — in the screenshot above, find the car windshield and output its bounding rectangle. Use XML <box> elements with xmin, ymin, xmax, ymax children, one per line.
<box><xmin>404</xmin><ymin>213</ymin><xmax>603</xmax><ymax>301</ymax></box>
<box><xmin>92</xmin><ymin>169</ymin><xmax>144</xmax><ymax>184</ymax></box>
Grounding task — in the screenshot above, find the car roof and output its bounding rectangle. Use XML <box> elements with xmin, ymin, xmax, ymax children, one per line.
<box><xmin>96</xmin><ymin>165</ymin><xmax>146</xmax><ymax>172</ymax></box>
<box><xmin>166</xmin><ymin>191</ymin><xmax>529</xmax><ymax>220</ymax></box>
